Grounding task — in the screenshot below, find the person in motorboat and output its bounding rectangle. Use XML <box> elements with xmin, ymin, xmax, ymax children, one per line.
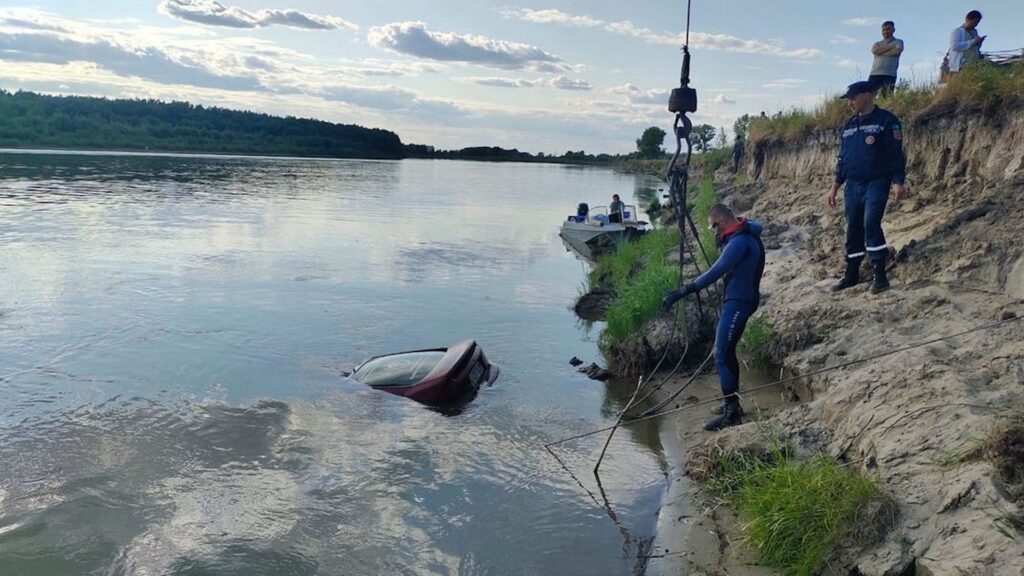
<box><xmin>609</xmin><ymin>194</ymin><xmax>624</xmax><ymax>223</ymax></box>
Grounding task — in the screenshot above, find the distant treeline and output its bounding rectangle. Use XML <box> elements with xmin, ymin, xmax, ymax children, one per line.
<box><xmin>404</xmin><ymin>144</ymin><xmax>621</xmax><ymax>165</ymax></box>
<box><xmin>0</xmin><ymin>90</ymin><xmax>406</xmax><ymax>159</ymax></box>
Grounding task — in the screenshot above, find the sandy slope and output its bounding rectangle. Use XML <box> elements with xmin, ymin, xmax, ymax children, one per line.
<box><xmin>653</xmin><ymin>107</ymin><xmax>1024</xmax><ymax>575</ymax></box>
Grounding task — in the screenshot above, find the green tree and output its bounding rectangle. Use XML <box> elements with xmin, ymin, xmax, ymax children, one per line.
<box><xmin>635</xmin><ymin>126</ymin><xmax>667</xmax><ymax>158</ymax></box>
<box><xmin>733</xmin><ymin>113</ymin><xmax>752</xmax><ymax>142</ymax></box>
<box><xmin>691</xmin><ymin>124</ymin><xmax>716</xmax><ymax>153</ymax></box>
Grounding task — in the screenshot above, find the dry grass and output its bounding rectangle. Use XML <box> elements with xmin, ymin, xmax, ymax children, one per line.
<box><xmin>749</xmin><ymin>61</ymin><xmax>1024</xmax><ymax>145</ymax></box>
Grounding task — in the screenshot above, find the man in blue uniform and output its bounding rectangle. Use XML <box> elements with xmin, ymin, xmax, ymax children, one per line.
<box><xmin>826</xmin><ymin>80</ymin><xmax>907</xmax><ymax>294</ymax></box>
<box><xmin>662</xmin><ymin>204</ymin><xmax>765</xmax><ymax>431</ymax></box>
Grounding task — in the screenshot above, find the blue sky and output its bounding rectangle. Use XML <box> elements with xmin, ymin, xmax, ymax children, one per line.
<box><xmin>0</xmin><ymin>0</ymin><xmax>1020</xmax><ymax>153</ymax></box>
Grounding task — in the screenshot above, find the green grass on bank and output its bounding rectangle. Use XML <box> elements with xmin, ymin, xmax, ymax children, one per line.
<box><xmin>594</xmin><ymin>152</ymin><xmax>733</xmax><ymax>346</ymax></box>
<box><xmin>614</xmin><ymin>148</ymin><xmax>733</xmax><ymax>176</ymax></box>
<box><xmin>691</xmin><ymin>175</ymin><xmax>720</xmax><ymax>268</ymax></box>
<box><xmin>699</xmin><ymin>445</ymin><xmax>889</xmax><ymax>576</ymax></box>
<box><xmin>590</xmin><ymin>228</ymin><xmax>679</xmax><ymax>344</ymax></box>
<box><xmin>750</xmin><ymin>61</ymin><xmax>1024</xmax><ymax>144</ymax></box>
<box><xmin>739</xmin><ymin>316</ymin><xmax>774</xmax><ymax>365</ymax></box>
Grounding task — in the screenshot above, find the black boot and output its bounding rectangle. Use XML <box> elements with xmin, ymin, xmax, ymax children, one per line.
<box><xmin>870</xmin><ymin>259</ymin><xmax>890</xmax><ymax>294</ymax></box>
<box><xmin>704</xmin><ymin>396</ymin><xmax>743</xmax><ymax>431</ymax></box>
<box><xmin>832</xmin><ymin>259</ymin><xmax>861</xmax><ymax>292</ymax></box>
<box><xmin>710</xmin><ymin>403</ymin><xmax>745</xmax><ymax>417</ymax></box>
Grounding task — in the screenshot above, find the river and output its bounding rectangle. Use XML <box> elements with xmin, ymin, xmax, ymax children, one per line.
<box><xmin>0</xmin><ymin>151</ymin><xmax>669</xmax><ymax>575</ymax></box>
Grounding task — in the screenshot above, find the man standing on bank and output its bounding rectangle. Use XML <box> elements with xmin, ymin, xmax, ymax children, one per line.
<box><xmin>869</xmin><ymin>21</ymin><xmax>904</xmax><ymax>96</ymax></box>
<box><xmin>827</xmin><ymin>81</ymin><xmax>907</xmax><ymax>295</ymax></box>
<box><xmin>662</xmin><ymin>204</ymin><xmax>765</xmax><ymax>431</ymax></box>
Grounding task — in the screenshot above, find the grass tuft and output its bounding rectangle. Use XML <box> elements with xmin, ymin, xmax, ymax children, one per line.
<box><xmin>740</xmin><ymin>316</ymin><xmax>775</xmax><ymax>365</ymax></box>
<box><xmin>696</xmin><ymin>443</ymin><xmax>890</xmax><ymax>576</ymax></box>
<box><xmin>589</xmin><ymin>228</ymin><xmax>679</xmax><ymax>344</ymax></box>
<box><xmin>692</xmin><ymin>176</ymin><xmax>720</xmax><ymax>268</ymax></box>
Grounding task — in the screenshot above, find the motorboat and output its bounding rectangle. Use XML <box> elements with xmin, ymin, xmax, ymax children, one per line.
<box><xmin>559</xmin><ymin>203</ymin><xmax>648</xmax><ymax>260</ymax></box>
<box><xmin>348</xmin><ymin>340</ymin><xmax>499</xmax><ymax>405</ymax></box>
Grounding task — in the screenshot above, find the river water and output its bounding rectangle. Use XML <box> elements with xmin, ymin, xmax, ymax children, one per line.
<box><xmin>0</xmin><ymin>151</ymin><xmax>668</xmax><ymax>576</ymax></box>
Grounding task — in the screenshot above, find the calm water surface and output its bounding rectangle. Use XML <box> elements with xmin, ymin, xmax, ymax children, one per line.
<box><xmin>0</xmin><ymin>151</ymin><xmax>667</xmax><ymax>575</ymax></box>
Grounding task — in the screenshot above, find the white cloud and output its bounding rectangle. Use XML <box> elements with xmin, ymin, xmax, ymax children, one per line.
<box><xmin>830</xmin><ymin>34</ymin><xmax>860</xmax><ymax>45</ymax></box>
<box><xmin>712</xmin><ymin>94</ymin><xmax>736</xmax><ymax>105</ymax></box>
<box><xmin>367</xmin><ymin>21</ymin><xmax>568</xmax><ymax>71</ymax></box>
<box><xmin>502</xmin><ymin>8</ymin><xmax>602</xmax><ymax>28</ymax></box>
<box><xmin>0</xmin><ymin>10</ymin><xmax>458</xmax><ymax>119</ymax></box>
<box><xmin>157</xmin><ymin>0</ymin><xmax>358</xmax><ymax>31</ymax></box>
<box><xmin>505</xmin><ymin>8</ymin><xmax>823</xmax><ymax>59</ymax></box>
<box><xmin>837</xmin><ymin>59</ymin><xmax>860</xmax><ymax>69</ymax></box>
<box><xmin>607</xmin><ymin>83</ymin><xmax>669</xmax><ymax>106</ymax></box>
<box><xmin>842</xmin><ymin>17</ymin><xmax>880</xmax><ymax>27</ymax></box>
<box><xmin>462</xmin><ymin>75</ymin><xmax>591</xmax><ymax>91</ymax></box>
<box><xmin>761</xmin><ymin>78</ymin><xmax>808</xmax><ymax>89</ymax></box>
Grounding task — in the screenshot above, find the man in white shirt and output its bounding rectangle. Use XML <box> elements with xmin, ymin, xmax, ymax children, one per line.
<box><xmin>947</xmin><ymin>10</ymin><xmax>986</xmax><ymax>75</ymax></box>
<box><xmin>869</xmin><ymin>21</ymin><xmax>904</xmax><ymax>96</ymax></box>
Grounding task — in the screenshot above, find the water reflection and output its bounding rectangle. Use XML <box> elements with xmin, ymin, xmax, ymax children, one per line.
<box><xmin>0</xmin><ymin>151</ymin><xmax>667</xmax><ymax>575</ymax></box>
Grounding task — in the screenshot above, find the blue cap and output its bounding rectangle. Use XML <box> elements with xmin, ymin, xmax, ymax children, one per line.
<box><xmin>841</xmin><ymin>80</ymin><xmax>876</xmax><ymax>99</ymax></box>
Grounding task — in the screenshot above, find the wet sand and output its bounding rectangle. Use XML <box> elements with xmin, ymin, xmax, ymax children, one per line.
<box><xmin>647</xmin><ymin>367</ymin><xmax>793</xmax><ymax>576</ymax></box>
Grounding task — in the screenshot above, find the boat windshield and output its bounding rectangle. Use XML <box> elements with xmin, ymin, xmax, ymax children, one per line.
<box><xmin>584</xmin><ymin>205</ymin><xmax>641</xmax><ymax>225</ymax></box>
<box><xmin>353</xmin><ymin>351</ymin><xmax>445</xmax><ymax>387</ymax></box>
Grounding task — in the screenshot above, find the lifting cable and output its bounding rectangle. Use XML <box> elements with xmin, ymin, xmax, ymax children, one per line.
<box><xmin>549</xmin><ymin>315</ymin><xmax>1022</xmax><ymax>449</ymax></box>
<box><xmin>593</xmin><ymin>0</ymin><xmax>723</xmax><ymax>474</ymax></box>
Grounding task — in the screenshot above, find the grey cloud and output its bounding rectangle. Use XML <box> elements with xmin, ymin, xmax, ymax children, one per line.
<box><xmin>158</xmin><ymin>0</ymin><xmax>358</xmax><ymax>31</ymax></box>
<box><xmin>368</xmin><ymin>21</ymin><xmax>567</xmax><ymax>71</ymax></box>
<box><xmin>508</xmin><ymin>8</ymin><xmax>823</xmax><ymax>59</ymax></box>
<box><xmin>0</xmin><ymin>31</ymin><xmax>262</xmax><ymax>91</ymax></box>
<box><xmin>549</xmin><ymin>76</ymin><xmax>590</xmax><ymax>91</ymax></box>
<box><xmin>469</xmin><ymin>77</ymin><xmax>538</xmax><ymax>88</ymax></box>
<box><xmin>0</xmin><ymin>15</ymin><xmax>71</xmax><ymax>33</ymax></box>
<box><xmin>319</xmin><ymin>84</ymin><xmax>465</xmax><ymax>119</ymax></box>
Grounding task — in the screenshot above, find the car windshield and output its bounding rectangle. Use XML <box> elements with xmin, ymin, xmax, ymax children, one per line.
<box><xmin>352</xmin><ymin>351</ymin><xmax>445</xmax><ymax>387</ymax></box>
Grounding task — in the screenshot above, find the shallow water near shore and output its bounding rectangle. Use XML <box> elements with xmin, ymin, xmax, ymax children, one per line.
<box><xmin>0</xmin><ymin>151</ymin><xmax>670</xmax><ymax>575</ymax></box>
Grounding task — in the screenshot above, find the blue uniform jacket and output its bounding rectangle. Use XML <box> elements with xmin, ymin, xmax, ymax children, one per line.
<box><xmin>689</xmin><ymin>219</ymin><xmax>766</xmax><ymax>310</ymax></box>
<box><xmin>834</xmin><ymin>106</ymin><xmax>906</xmax><ymax>185</ymax></box>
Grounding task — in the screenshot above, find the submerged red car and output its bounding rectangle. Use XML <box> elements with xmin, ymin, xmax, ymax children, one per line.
<box><xmin>350</xmin><ymin>340</ymin><xmax>499</xmax><ymax>405</ymax></box>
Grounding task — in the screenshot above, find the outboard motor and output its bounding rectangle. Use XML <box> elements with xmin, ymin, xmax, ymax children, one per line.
<box><xmin>576</xmin><ymin>202</ymin><xmax>589</xmax><ymax>222</ymax></box>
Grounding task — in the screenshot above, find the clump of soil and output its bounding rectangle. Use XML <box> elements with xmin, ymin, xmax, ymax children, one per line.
<box><xmin>578</xmin><ymin>362</ymin><xmax>612</xmax><ymax>381</ymax></box>
<box><xmin>987</xmin><ymin>422</ymin><xmax>1024</xmax><ymax>501</ymax></box>
<box><xmin>601</xmin><ymin>312</ymin><xmax>715</xmax><ymax>378</ymax></box>
<box><xmin>573</xmin><ymin>290</ymin><xmax>613</xmax><ymax>322</ymax></box>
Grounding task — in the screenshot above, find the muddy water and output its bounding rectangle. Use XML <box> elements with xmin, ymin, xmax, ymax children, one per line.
<box><xmin>0</xmin><ymin>151</ymin><xmax>669</xmax><ymax>575</ymax></box>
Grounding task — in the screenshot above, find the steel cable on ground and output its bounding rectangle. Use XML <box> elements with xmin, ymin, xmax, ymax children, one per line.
<box><xmin>546</xmin><ymin>315</ymin><xmax>1022</xmax><ymax>449</ymax></box>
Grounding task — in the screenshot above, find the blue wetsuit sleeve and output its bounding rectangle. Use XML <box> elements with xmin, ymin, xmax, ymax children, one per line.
<box><xmin>690</xmin><ymin>239</ymin><xmax>745</xmax><ymax>292</ymax></box>
<box><xmin>884</xmin><ymin>114</ymin><xmax>907</xmax><ymax>185</ymax></box>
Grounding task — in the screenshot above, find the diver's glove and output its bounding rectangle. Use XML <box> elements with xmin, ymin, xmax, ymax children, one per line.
<box><xmin>661</xmin><ymin>284</ymin><xmax>695</xmax><ymax>311</ymax></box>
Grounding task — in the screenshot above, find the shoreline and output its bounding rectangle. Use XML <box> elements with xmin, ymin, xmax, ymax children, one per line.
<box><xmin>647</xmin><ymin>369</ymin><xmax>792</xmax><ymax>576</ymax></box>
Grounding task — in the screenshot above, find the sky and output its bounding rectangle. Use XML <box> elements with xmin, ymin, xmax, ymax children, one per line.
<box><xmin>0</xmin><ymin>1</ymin><xmax>1020</xmax><ymax>154</ymax></box>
